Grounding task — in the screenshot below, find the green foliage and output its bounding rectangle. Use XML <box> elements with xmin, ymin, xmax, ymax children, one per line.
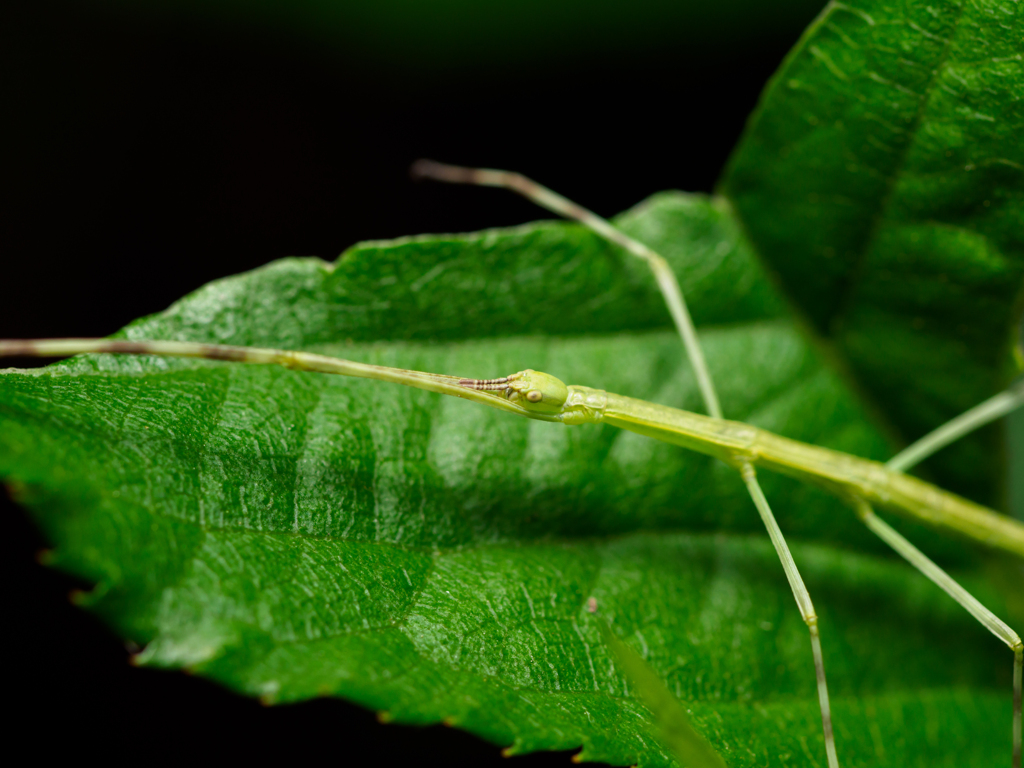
<box><xmin>2</xmin><ymin>193</ymin><xmax>1018</xmax><ymax>766</ymax></box>
<box><xmin>722</xmin><ymin>0</ymin><xmax>1024</xmax><ymax>504</ymax></box>
<box><xmin>3</xmin><ymin>0</ymin><xmax>1024</xmax><ymax>766</ymax></box>
<box><xmin>597</xmin><ymin>619</ymin><xmax>726</xmax><ymax>768</ymax></box>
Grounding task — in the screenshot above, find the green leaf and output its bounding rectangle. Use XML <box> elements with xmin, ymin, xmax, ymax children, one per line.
<box><xmin>1</xmin><ymin>193</ymin><xmax>1018</xmax><ymax>766</ymax></box>
<box><xmin>596</xmin><ymin>619</ymin><xmax>726</xmax><ymax>768</ymax></box>
<box><xmin>721</xmin><ymin>0</ymin><xmax>1024</xmax><ymax>505</ymax></box>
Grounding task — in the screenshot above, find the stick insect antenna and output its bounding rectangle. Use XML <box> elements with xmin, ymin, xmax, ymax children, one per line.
<box><xmin>0</xmin><ymin>339</ymin><xmax>560</xmax><ymax>422</ymax></box>
<box><xmin>410</xmin><ymin>159</ymin><xmax>723</xmax><ymax>420</ymax></box>
<box><xmin>458</xmin><ymin>376</ymin><xmax>510</xmax><ymax>391</ymax></box>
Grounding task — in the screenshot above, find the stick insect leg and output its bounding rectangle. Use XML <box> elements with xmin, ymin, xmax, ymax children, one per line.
<box><xmin>882</xmin><ymin>378</ymin><xmax>1024</xmax><ymax>765</ymax></box>
<box><xmin>887</xmin><ymin>378</ymin><xmax>1024</xmax><ymax>472</ymax></box>
<box><xmin>412</xmin><ymin>160</ymin><xmax>848</xmax><ymax>763</ymax></box>
<box><xmin>410</xmin><ymin>159</ymin><xmax>723</xmax><ymax>420</ymax></box>
<box><xmin>851</xmin><ymin>497</ymin><xmax>1023</xmax><ymax>768</ymax></box>
<box><xmin>740</xmin><ymin>462</ymin><xmax>840</xmax><ymax>768</ymax></box>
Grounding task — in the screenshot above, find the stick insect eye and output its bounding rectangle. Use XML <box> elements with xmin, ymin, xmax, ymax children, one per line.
<box><xmin>509</xmin><ymin>370</ymin><xmax>568</xmax><ymax>414</ymax></box>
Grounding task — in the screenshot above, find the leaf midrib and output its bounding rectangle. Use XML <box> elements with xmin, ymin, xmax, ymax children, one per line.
<box><xmin>827</xmin><ymin>2</ymin><xmax>968</xmax><ymax>338</ymax></box>
<box><xmin>717</xmin><ymin>1</ymin><xmax>978</xmax><ymax>451</ymax></box>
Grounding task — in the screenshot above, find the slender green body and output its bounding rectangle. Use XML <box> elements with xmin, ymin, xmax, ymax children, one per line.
<box><xmin>576</xmin><ymin>387</ymin><xmax>1024</xmax><ymax>557</ymax></box>
<box><xmin>3</xmin><ymin>339</ymin><xmax>1022</xmax><ymax>559</ymax></box>
<box><xmin>3</xmin><ymin>338</ymin><xmax>1023</xmax><ymax>768</ymax></box>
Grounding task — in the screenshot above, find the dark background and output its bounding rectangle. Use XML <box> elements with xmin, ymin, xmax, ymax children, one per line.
<box><xmin>1</xmin><ymin>1</ymin><xmax>823</xmax><ymax>763</ymax></box>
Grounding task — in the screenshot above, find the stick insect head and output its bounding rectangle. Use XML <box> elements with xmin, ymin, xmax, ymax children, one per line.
<box><xmin>458</xmin><ymin>369</ymin><xmax>568</xmax><ymax>414</ymax></box>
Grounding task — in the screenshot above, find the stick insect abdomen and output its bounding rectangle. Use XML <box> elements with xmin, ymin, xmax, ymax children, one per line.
<box><xmin>582</xmin><ymin>387</ymin><xmax>1024</xmax><ymax>558</ymax></box>
<box><xmin>756</xmin><ymin>431</ymin><xmax>1024</xmax><ymax>556</ymax></box>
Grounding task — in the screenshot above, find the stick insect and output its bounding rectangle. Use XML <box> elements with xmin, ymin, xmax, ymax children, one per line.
<box><xmin>2</xmin><ymin>162</ymin><xmax>1023</xmax><ymax>767</ymax></box>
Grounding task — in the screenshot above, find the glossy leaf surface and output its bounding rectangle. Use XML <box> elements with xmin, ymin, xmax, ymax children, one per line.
<box><xmin>722</xmin><ymin>0</ymin><xmax>1024</xmax><ymax>504</ymax></box>
<box><xmin>1</xmin><ymin>194</ymin><xmax>1018</xmax><ymax>766</ymax></box>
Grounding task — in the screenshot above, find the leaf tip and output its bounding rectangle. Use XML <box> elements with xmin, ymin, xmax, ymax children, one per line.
<box><xmin>3</xmin><ymin>479</ymin><xmax>26</xmax><ymax>502</ymax></box>
<box><xmin>570</xmin><ymin>745</ymin><xmax>612</xmax><ymax>764</ymax></box>
<box><xmin>501</xmin><ymin>739</ymin><xmax>526</xmax><ymax>758</ymax></box>
<box><xmin>128</xmin><ymin>644</ymin><xmax>157</xmax><ymax>668</ymax></box>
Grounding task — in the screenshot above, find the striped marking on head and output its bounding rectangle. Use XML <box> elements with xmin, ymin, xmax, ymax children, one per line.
<box><xmin>458</xmin><ymin>370</ymin><xmax>568</xmax><ymax>414</ymax></box>
<box><xmin>458</xmin><ymin>376</ymin><xmax>510</xmax><ymax>391</ymax></box>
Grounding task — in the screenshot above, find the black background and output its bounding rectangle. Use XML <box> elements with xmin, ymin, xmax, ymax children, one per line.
<box><xmin>2</xmin><ymin>2</ymin><xmax>815</xmax><ymax>764</ymax></box>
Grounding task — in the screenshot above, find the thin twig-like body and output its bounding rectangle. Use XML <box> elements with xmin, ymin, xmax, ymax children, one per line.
<box><xmin>405</xmin><ymin>161</ymin><xmax>1024</xmax><ymax>766</ymax></box>
<box><xmin>4</xmin><ymin>338</ymin><xmax>1023</xmax><ymax>558</ymax></box>
<box><xmin>7</xmin><ymin>339</ymin><xmax>1024</xmax><ymax>764</ymax></box>
<box><xmin>590</xmin><ymin>385</ymin><xmax>1024</xmax><ymax>556</ymax></box>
